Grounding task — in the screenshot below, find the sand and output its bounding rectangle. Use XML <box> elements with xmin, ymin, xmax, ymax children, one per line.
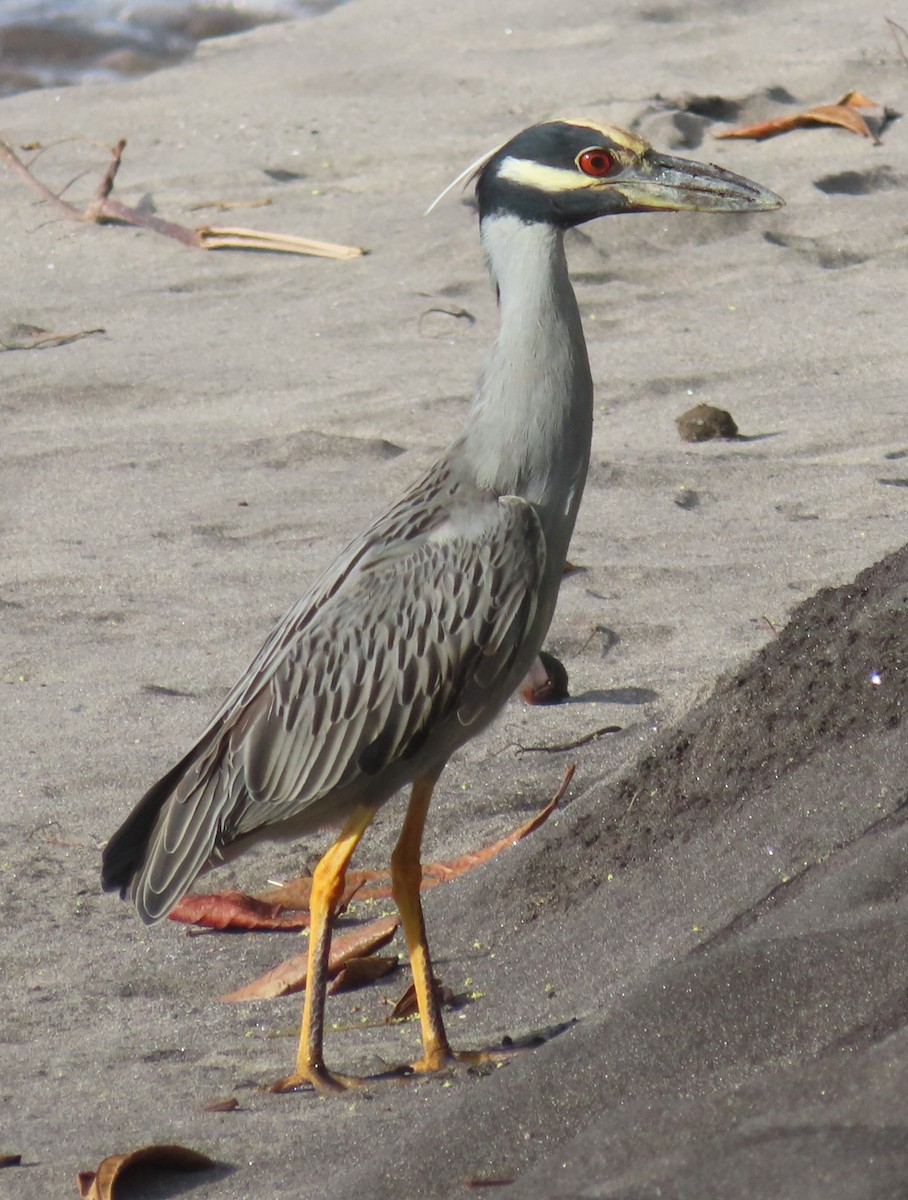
<box><xmin>2</xmin><ymin>0</ymin><xmax>907</xmax><ymax>1195</ymax></box>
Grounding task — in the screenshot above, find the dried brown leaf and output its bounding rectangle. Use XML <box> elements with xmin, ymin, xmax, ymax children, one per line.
<box><xmin>715</xmin><ymin>89</ymin><xmax>884</xmax><ymax>143</ymax></box>
<box><xmin>419</xmin><ymin>763</ymin><xmax>575</xmax><ymax>882</ymax></box>
<box><xmin>0</xmin><ymin>1154</ymin><xmax>22</xmax><ymax>1168</ymax></box>
<box><xmin>388</xmin><ymin>981</ymin><xmax>420</xmax><ymax>1020</ymax></box>
<box><xmin>168</xmin><ymin>889</ymin><xmax>308</xmax><ymax>931</ymax></box>
<box><xmin>329</xmin><ymin>954</ymin><xmax>399</xmax><ymax>994</ymax></box>
<box><xmin>77</xmin><ymin>1144</ymin><xmax>215</xmax><ymax>1199</ymax></box>
<box><xmin>200</xmin><ymin>1096</ymin><xmax>240</xmax><ymax>1112</ymax></box>
<box><xmin>387</xmin><ymin>978</ymin><xmax>455</xmax><ymax>1022</ymax></box>
<box><xmin>261</xmin><ymin>768</ymin><xmax>574</xmax><ymax>910</ymax></box>
<box><xmin>255</xmin><ymin>875</ymin><xmax>366</xmax><ymax>912</ymax></box>
<box><xmin>220</xmin><ymin>914</ymin><xmax>399</xmax><ymax>1001</ymax></box>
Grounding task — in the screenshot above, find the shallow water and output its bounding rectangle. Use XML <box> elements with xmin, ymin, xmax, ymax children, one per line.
<box><xmin>0</xmin><ymin>0</ymin><xmax>336</xmax><ymax>96</ymax></box>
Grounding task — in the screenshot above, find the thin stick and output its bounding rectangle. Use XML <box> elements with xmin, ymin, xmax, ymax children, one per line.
<box><xmin>0</xmin><ymin>138</ymin><xmax>82</xmax><ymax>218</ymax></box>
<box><xmin>886</xmin><ymin>17</ymin><xmax>908</xmax><ymax>70</ymax></box>
<box><xmin>0</xmin><ymin>135</ymin><xmax>365</xmax><ymax>258</ymax></box>
<box><xmin>198</xmin><ymin>226</ymin><xmax>364</xmax><ymax>258</ymax></box>
<box><xmin>516</xmin><ymin>724</ymin><xmax>621</xmax><ymax>755</ymax></box>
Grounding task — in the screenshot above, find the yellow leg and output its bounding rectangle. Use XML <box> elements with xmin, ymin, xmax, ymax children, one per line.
<box><xmin>390</xmin><ymin>770</ymin><xmax>455</xmax><ymax>1071</ymax></box>
<box><xmin>269</xmin><ymin>803</ymin><xmax>377</xmax><ymax>1094</ymax></box>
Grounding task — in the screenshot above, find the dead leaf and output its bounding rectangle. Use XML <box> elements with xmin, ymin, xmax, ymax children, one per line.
<box><xmin>200</xmin><ymin>1096</ymin><xmax>240</xmax><ymax>1112</ymax></box>
<box><xmin>77</xmin><ymin>1144</ymin><xmax>215</xmax><ymax>1199</ymax></box>
<box><xmin>219</xmin><ymin>769</ymin><xmax>571</xmax><ymax>1001</ymax></box>
<box><xmin>168</xmin><ymin>889</ymin><xmax>308</xmax><ymax>931</ymax></box>
<box><xmin>0</xmin><ymin>1154</ymin><xmax>22</xmax><ymax>1168</ymax></box>
<box><xmin>329</xmin><ymin>954</ymin><xmax>399</xmax><ymax>994</ymax></box>
<box><xmin>715</xmin><ymin>89</ymin><xmax>885</xmax><ymax>143</ymax></box>
<box><xmin>387</xmin><ymin>978</ymin><xmax>456</xmax><ymax>1022</ymax></box>
<box><xmin>256</xmin><ymin>875</ymin><xmax>365</xmax><ymax>912</ymax></box>
<box><xmin>220</xmin><ymin>915</ymin><xmax>399</xmax><ymax>1001</ymax></box>
<box><xmin>408</xmin><ymin>762</ymin><xmax>575</xmax><ymax>887</ymax></box>
<box><xmin>261</xmin><ymin>767</ymin><xmax>574</xmax><ymax>909</ymax></box>
<box><xmin>388</xmin><ymin>981</ymin><xmax>420</xmax><ymax>1021</ymax></box>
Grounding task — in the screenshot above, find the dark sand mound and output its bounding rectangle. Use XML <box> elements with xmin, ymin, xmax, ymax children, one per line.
<box><xmin>373</xmin><ymin>542</ymin><xmax>908</xmax><ymax>1199</ymax></box>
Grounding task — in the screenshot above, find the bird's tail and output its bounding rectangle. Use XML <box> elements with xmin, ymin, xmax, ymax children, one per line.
<box><xmin>100</xmin><ymin>744</ymin><xmax>217</xmax><ymax>924</ymax></box>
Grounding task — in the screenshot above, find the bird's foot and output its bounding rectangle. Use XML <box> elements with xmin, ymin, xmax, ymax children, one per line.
<box><xmin>266</xmin><ymin>1059</ymin><xmax>415</xmax><ymax>1095</ymax></box>
<box><xmin>265</xmin><ymin>1064</ymin><xmax>366</xmax><ymax>1095</ymax></box>
<box><xmin>408</xmin><ymin>1044</ymin><xmax>514</xmax><ymax>1076</ymax></box>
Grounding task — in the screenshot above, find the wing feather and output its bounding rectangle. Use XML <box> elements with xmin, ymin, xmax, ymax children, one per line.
<box><xmin>242</xmin><ymin>494</ymin><xmax>545</xmax><ymax>811</ymax></box>
<box><xmin>112</xmin><ymin>476</ymin><xmax>547</xmax><ymax>922</ymax></box>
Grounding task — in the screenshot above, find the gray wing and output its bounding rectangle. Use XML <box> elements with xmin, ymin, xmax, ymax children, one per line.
<box><xmin>126</xmin><ymin>490</ymin><xmax>546</xmax><ymax>921</ymax></box>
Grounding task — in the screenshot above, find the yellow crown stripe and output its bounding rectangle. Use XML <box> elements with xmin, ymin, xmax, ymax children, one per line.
<box><xmin>543</xmin><ymin>118</ymin><xmax>650</xmax><ymax>156</ymax></box>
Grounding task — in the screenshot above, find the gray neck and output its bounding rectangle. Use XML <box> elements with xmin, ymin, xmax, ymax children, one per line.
<box><xmin>464</xmin><ymin>214</ymin><xmax>593</xmax><ymax>536</ymax></box>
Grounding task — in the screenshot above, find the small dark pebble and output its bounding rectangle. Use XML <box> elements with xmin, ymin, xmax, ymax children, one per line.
<box><xmin>676</xmin><ymin>403</ymin><xmax>738</xmax><ymax>442</ymax></box>
<box><xmin>674</xmin><ymin>487</ymin><xmax>700</xmax><ymax>510</ymax></box>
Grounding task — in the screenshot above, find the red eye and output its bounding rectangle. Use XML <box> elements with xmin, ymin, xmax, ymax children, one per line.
<box><xmin>578</xmin><ymin>148</ymin><xmax>613</xmax><ymax>177</ymax></box>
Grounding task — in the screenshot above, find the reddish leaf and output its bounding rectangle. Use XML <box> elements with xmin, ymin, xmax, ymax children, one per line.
<box><xmin>256</xmin><ymin>875</ymin><xmax>365</xmax><ymax>913</ymax></box>
<box><xmin>220</xmin><ymin>915</ymin><xmax>399</xmax><ymax>1001</ymax></box>
<box><xmin>715</xmin><ymin>89</ymin><xmax>884</xmax><ymax>144</ymax></box>
<box><xmin>77</xmin><ymin>1144</ymin><xmax>215</xmax><ymax>1199</ymax></box>
<box><xmin>417</xmin><ymin>762</ymin><xmax>574</xmax><ymax>885</ymax></box>
<box><xmin>260</xmin><ymin>766</ymin><xmax>574</xmax><ymax>909</ymax></box>
<box><xmin>168</xmin><ymin>889</ymin><xmax>308</xmax><ymax>931</ymax></box>
<box><xmin>329</xmin><ymin>954</ymin><xmax>399</xmax><ymax>994</ymax></box>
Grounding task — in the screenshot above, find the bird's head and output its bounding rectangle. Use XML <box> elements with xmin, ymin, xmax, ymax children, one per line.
<box><xmin>473</xmin><ymin>118</ymin><xmax>783</xmax><ymax>225</ymax></box>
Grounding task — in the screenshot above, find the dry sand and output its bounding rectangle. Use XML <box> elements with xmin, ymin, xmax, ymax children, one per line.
<box><xmin>2</xmin><ymin>0</ymin><xmax>908</xmax><ymax>1195</ymax></box>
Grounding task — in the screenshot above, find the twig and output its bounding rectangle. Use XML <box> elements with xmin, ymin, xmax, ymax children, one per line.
<box><xmin>88</xmin><ymin>137</ymin><xmax>125</xmax><ymax>213</ymax></box>
<box><xmin>197</xmin><ymin>226</ymin><xmax>364</xmax><ymax>258</ymax></box>
<box><xmin>516</xmin><ymin>724</ymin><xmax>620</xmax><ymax>755</ymax></box>
<box><xmin>187</xmin><ymin>197</ymin><xmax>272</xmax><ymax>212</ymax></box>
<box><xmin>886</xmin><ymin>17</ymin><xmax>908</xmax><ymax>70</ymax></box>
<box><xmin>0</xmin><ymin>327</ymin><xmax>105</xmax><ymax>352</ymax></box>
<box><xmin>0</xmin><ymin>138</ymin><xmax>82</xmax><ymax>218</ymax></box>
<box><xmin>0</xmin><ymin>135</ymin><xmax>365</xmax><ymax>258</ymax></box>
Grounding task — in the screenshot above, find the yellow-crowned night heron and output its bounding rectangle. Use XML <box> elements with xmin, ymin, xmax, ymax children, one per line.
<box><xmin>101</xmin><ymin>119</ymin><xmax>782</xmax><ymax>1091</ymax></box>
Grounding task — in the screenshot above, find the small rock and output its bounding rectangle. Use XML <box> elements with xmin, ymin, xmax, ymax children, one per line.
<box><xmin>676</xmin><ymin>403</ymin><xmax>738</xmax><ymax>442</ymax></box>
